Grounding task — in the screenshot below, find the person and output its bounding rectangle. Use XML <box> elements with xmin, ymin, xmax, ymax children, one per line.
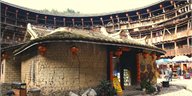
<box><xmin>177</xmin><ymin>67</ymin><xmax>181</xmax><ymax>78</ymax></box>
<box><xmin>164</xmin><ymin>68</ymin><xmax>169</xmax><ymax>80</ymax></box>
<box><xmin>168</xmin><ymin>68</ymin><xmax>173</xmax><ymax>81</ymax></box>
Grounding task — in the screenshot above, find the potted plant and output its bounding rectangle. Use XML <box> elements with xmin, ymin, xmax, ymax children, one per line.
<box><xmin>96</xmin><ymin>80</ymin><xmax>116</xmax><ymax>96</ymax></box>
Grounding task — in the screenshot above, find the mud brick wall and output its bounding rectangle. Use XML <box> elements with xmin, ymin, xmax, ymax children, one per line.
<box><xmin>1</xmin><ymin>53</ymin><xmax>21</xmax><ymax>83</ymax></box>
<box><xmin>21</xmin><ymin>42</ymin><xmax>107</xmax><ymax>96</ymax></box>
<box><xmin>0</xmin><ymin>83</ymin><xmax>12</xmax><ymax>96</ymax></box>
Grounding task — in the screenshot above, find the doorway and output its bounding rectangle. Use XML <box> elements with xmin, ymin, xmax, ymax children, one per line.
<box><xmin>119</xmin><ymin>51</ymin><xmax>137</xmax><ymax>90</ymax></box>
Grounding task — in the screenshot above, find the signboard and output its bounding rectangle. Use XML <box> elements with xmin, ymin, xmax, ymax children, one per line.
<box><xmin>113</xmin><ymin>76</ymin><xmax>123</xmax><ymax>93</ymax></box>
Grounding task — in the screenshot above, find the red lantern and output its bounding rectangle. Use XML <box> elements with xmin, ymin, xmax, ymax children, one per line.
<box><xmin>170</xmin><ymin>0</ymin><xmax>174</xmax><ymax>5</ymax></box>
<box><xmin>70</xmin><ymin>46</ymin><xmax>79</xmax><ymax>55</ymax></box>
<box><xmin>115</xmin><ymin>48</ymin><xmax>122</xmax><ymax>58</ymax></box>
<box><xmin>150</xmin><ymin>52</ymin><xmax>156</xmax><ymax>60</ymax></box>
<box><xmin>159</xmin><ymin>4</ymin><xmax>163</xmax><ymax>9</ymax></box>
<box><xmin>156</xmin><ymin>55</ymin><xmax>161</xmax><ymax>60</ymax></box>
<box><xmin>2</xmin><ymin>52</ymin><xmax>8</xmax><ymax>59</ymax></box>
<box><xmin>126</xmin><ymin>13</ymin><xmax>129</xmax><ymax>17</ymax></box>
<box><xmin>147</xmin><ymin>9</ymin><xmax>150</xmax><ymax>13</ymax></box>
<box><xmin>38</xmin><ymin>45</ymin><xmax>47</xmax><ymax>55</ymax></box>
<box><xmin>142</xmin><ymin>52</ymin><xmax>148</xmax><ymax>59</ymax></box>
<box><xmin>136</xmin><ymin>12</ymin><xmax>139</xmax><ymax>15</ymax></box>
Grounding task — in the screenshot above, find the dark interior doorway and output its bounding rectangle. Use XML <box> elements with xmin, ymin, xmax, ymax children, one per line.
<box><xmin>119</xmin><ymin>50</ymin><xmax>137</xmax><ymax>90</ymax></box>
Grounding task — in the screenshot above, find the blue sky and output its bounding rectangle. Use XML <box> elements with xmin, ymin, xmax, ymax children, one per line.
<box><xmin>3</xmin><ymin>0</ymin><xmax>160</xmax><ymax>14</ymax></box>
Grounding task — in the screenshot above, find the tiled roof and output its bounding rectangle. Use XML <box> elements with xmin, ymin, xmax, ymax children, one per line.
<box><xmin>14</xmin><ymin>29</ymin><xmax>166</xmax><ymax>55</ymax></box>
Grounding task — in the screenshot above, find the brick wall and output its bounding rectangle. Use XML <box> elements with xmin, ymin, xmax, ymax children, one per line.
<box><xmin>21</xmin><ymin>42</ymin><xmax>107</xmax><ymax>95</ymax></box>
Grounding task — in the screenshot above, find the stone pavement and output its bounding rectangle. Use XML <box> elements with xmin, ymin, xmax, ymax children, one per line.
<box><xmin>156</xmin><ymin>78</ymin><xmax>192</xmax><ymax>96</ymax></box>
<box><xmin>123</xmin><ymin>78</ymin><xmax>192</xmax><ymax>96</ymax></box>
<box><xmin>157</xmin><ymin>78</ymin><xmax>192</xmax><ymax>92</ymax></box>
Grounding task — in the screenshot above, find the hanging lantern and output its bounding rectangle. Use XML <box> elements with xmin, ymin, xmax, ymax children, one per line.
<box><xmin>136</xmin><ymin>12</ymin><xmax>139</xmax><ymax>15</ymax></box>
<box><xmin>150</xmin><ymin>52</ymin><xmax>156</xmax><ymax>60</ymax></box>
<box><xmin>115</xmin><ymin>48</ymin><xmax>122</xmax><ymax>58</ymax></box>
<box><xmin>142</xmin><ymin>52</ymin><xmax>148</xmax><ymax>59</ymax></box>
<box><xmin>2</xmin><ymin>52</ymin><xmax>8</xmax><ymax>59</ymax></box>
<box><xmin>90</xmin><ymin>18</ymin><xmax>93</xmax><ymax>21</ymax></box>
<box><xmin>159</xmin><ymin>4</ymin><xmax>163</xmax><ymax>9</ymax></box>
<box><xmin>147</xmin><ymin>9</ymin><xmax>150</xmax><ymax>13</ymax></box>
<box><xmin>110</xmin><ymin>16</ymin><xmax>113</xmax><ymax>19</ymax></box>
<box><xmin>126</xmin><ymin>13</ymin><xmax>129</xmax><ymax>17</ymax></box>
<box><xmin>156</xmin><ymin>55</ymin><xmax>161</xmax><ymax>60</ymax></box>
<box><xmin>170</xmin><ymin>0</ymin><xmax>174</xmax><ymax>5</ymax></box>
<box><xmin>38</xmin><ymin>45</ymin><xmax>47</xmax><ymax>56</ymax></box>
<box><xmin>70</xmin><ymin>46</ymin><xmax>79</xmax><ymax>55</ymax></box>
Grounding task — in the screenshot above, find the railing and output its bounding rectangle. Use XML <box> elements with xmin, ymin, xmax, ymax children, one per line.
<box><xmin>147</xmin><ymin>29</ymin><xmax>191</xmax><ymax>44</ymax></box>
<box><xmin>163</xmin><ymin>45</ymin><xmax>192</xmax><ymax>57</ymax></box>
<box><xmin>164</xmin><ymin>49</ymin><xmax>175</xmax><ymax>57</ymax></box>
<box><xmin>177</xmin><ymin>45</ymin><xmax>192</xmax><ymax>56</ymax></box>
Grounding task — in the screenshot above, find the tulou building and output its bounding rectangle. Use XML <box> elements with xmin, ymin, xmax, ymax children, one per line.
<box><xmin>0</xmin><ymin>0</ymin><xmax>191</xmax><ymax>95</ymax></box>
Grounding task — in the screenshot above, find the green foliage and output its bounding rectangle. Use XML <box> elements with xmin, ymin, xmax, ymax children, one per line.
<box><xmin>37</xmin><ymin>8</ymin><xmax>80</xmax><ymax>16</ymax></box>
<box><xmin>96</xmin><ymin>80</ymin><xmax>116</xmax><ymax>96</ymax></box>
<box><xmin>140</xmin><ymin>80</ymin><xmax>156</xmax><ymax>94</ymax></box>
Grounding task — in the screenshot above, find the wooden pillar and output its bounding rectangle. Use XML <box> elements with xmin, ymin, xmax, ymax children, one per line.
<box><xmin>150</xmin><ymin>31</ymin><xmax>153</xmax><ymax>44</ymax></box>
<box><xmin>36</xmin><ymin>15</ymin><xmax>38</xmax><ymax>24</ymax></box>
<box><xmin>72</xmin><ymin>18</ymin><xmax>75</xmax><ymax>27</ymax></box>
<box><xmin>5</xmin><ymin>7</ymin><xmax>8</xmax><ymax>23</ymax></box>
<box><xmin>110</xmin><ymin>16</ymin><xmax>115</xmax><ymax>30</ymax></box>
<box><xmin>100</xmin><ymin>17</ymin><xmax>104</xmax><ymax>26</ymax></box>
<box><xmin>116</xmin><ymin>15</ymin><xmax>120</xmax><ymax>29</ymax></box>
<box><xmin>174</xmin><ymin>25</ymin><xmax>177</xmax><ymax>34</ymax></box>
<box><xmin>12</xmin><ymin>32</ymin><xmax>16</xmax><ymax>44</ymax></box>
<box><xmin>187</xmin><ymin>37</ymin><xmax>190</xmax><ymax>48</ymax></box>
<box><xmin>136</xmin><ymin>53</ymin><xmax>141</xmax><ymax>84</ymax></box>
<box><xmin>139</xmin><ymin>32</ymin><xmax>141</xmax><ymax>38</ymax></box>
<box><xmin>54</xmin><ymin>17</ymin><xmax>56</xmax><ymax>26</ymax></box>
<box><xmin>81</xmin><ymin>18</ymin><xmax>84</xmax><ymax>29</ymax></box>
<box><xmin>187</xmin><ymin>20</ymin><xmax>190</xmax><ymax>30</ymax></box>
<box><xmin>109</xmin><ymin>51</ymin><xmax>113</xmax><ymax>82</ymax></box>
<box><xmin>26</xmin><ymin>13</ymin><xmax>29</xmax><ymax>21</ymax></box>
<box><xmin>44</xmin><ymin>16</ymin><xmax>47</xmax><ymax>25</ymax></box>
<box><xmin>175</xmin><ymin>9</ymin><xmax>178</xmax><ymax>16</ymax></box>
<box><xmin>126</xmin><ymin>13</ymin><xmax>130</xmax><ymax>27</ymax></box>
<box><xmin>63</xmin><ymin>18</ymin><xmax>66</xmax><ymax>27</ymax></box>
<box><xmin>15</xmin><ymin>10</ymin><xmax>18</xmax><ymax>25</ymax></box>
<box><xmin>90</xmin><ymin>18</ymin><xmax>93</xmax><ymax>28</ymax></box>
<box><xmin>163</xmin><ymin>28</ymin><xmax>166</xmax><ymax>41</ymax></box>
<box><xmin>162</xmin><ymin>43</ymin><xmax>164</xmax><ymax>50</ymax></box>
<box><xmin>174</xmin><ymin>41</ymin><xmax>177</xmax><ymax>56</ymax></box>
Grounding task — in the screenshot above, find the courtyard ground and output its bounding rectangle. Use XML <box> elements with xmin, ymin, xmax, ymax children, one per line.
<box><xmin>123</xmin><ymin>78</ymin><xmax>192</xmax><ymax>96</ymax></box>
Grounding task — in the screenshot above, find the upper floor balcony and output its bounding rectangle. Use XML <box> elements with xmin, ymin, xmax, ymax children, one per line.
<box><xmin>147</xmin><ymin>29</ymin><xmax>191</xmax><ymax>44</ymax></box>
<box><xmin>163</xmin><ymin>45</ymin><xmax>192</xmax><ymax>57</ymax></box>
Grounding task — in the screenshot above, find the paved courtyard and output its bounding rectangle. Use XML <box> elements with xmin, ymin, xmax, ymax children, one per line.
<box><xmin>156</xmin><ymin>78</ymin><xmax>192</xmax><ymax>96</ymax></box>
<box><xmin>123</xmin><ymin>78</ymin><xmax>192</xmax><ymax>96</ymax></box>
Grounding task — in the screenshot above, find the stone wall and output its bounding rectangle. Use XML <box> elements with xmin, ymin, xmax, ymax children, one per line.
<box><xmin>21</xmin><ymin>42</ymin><xmax>107</xmax><ymax>95</ymax></box>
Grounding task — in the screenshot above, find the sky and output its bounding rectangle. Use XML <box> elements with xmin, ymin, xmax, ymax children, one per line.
<box><xmin>2</xmin><ymin>0</ymin><xmax>161</xmax><ymax>14</ymax></box>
